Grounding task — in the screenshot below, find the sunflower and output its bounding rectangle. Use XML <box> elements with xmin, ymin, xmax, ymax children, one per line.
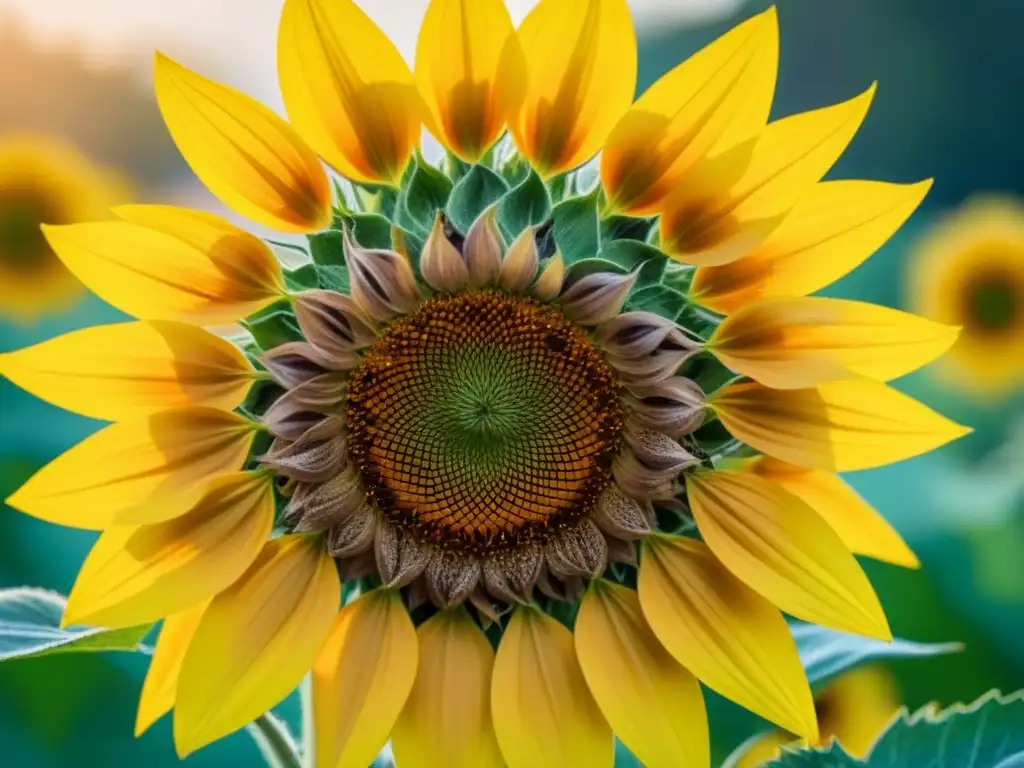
<box><xmin>0</xmin><ymin>1</ymin><xmax>969</xmax><ymax>766</ymax></box>
<box><xmin>731</xmin><ymin>666</ymin><xmax>900</xmax><ymax>766</ymax></box>
<box><xmin>909</xmin><ymin>194</ymin><xmax>1024</xmax><ymax>397</ymax></box>
<box><xmin>0</xmin><ymin>136</ymin><xmax>127</xmax><ymax>320</ymax></box>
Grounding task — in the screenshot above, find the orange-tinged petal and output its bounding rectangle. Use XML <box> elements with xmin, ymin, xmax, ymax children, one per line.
<box><xmin>638</xmin><ymin>536</ymin><xmax>817</xmax><ymax>740</ymax></box>
<box><xmin>154</xmin><ymin>53</ymin><xmax>330</xmax><ymax>233</ymax></box>
<box><xmin>63</xmin><ymin>472</ymin><xmax>273</xmax><ymax>629</ymax></box>
<box><xmin>174</xmin><ymin>535</ymin><xmax>339</xmax><ymax>756</ymax></box>
<box><xmin>691</xmin><ymin>180</ymin><xmax>932</xmax><ymax>314</ymax></box>
<box><xmin>748</xmin><ymin>456</ymin><xmax>919</xmax><ymax>568</ymax></box>
<box><xmin>602</xmin><ymin>8</ymin><xmax>777</xmax><ymax>215</ymax></box>
<box><xmin>416</xmin><ymin>0</ymin><xmax>515</xmax><ymax>162</ymax></box>
<box><xmin>710</xmin><ymin>379</ymin><xmax>972</xmax><ymax>471</ymax></box>
<box><xmin>660</xmin><ymin>86</ymin><xmax>875</xmax><ymax>266</ymax></box>
<box><xmin>492</xmin><ymin>606</ymin><xmax>613</xmax><ymax>768</ymax></box>
<box><xmin>0</xmin><ymin>321</ymin><xmax>254</xmax><ymax>422</ymax></box>
<box><xmin>278</xmin><ymin>0</ymin><xmax>421</xmax><ymax>186</ymax></box>
<box><xmin>42</xmin><ymin>212</ymin><xmax>285</xmax><ymax>325</ymax></box>
<box><xmin>392</xmin><ymin>608</ymin><xmax>502</xmax><ymax>768</ymax></box>
<box><xmin>312</xmin><ymin>590</ymin><xmax>418</xmax><ymax>768</ymax></box>
<box><xmin>575</xmin><ymin>580</ymin><xmax>709</xmax><ymax>768</ymax></box>
<box><xmin>136</xmin><ymin>602</ymin><xmax>209</xmax><ymax>737</ymax></box>
<box><xmin>5</xmin><ymin>407</ymin><xmax>257</xmax><ymax>530</ymax></box>
<box><xmin>506</xmin><ymin>0</ymin><xmax>636</xmax><ymax>177</ymax></box>
<box><xmin>709</xmin><ymin>297</ymin><xmax>960</xmax><ymax>388</ymax></box>
<box><xmin>686</xmin><ymin>470</ymin><xmax>891</xmax><ymax>639</ymax></box>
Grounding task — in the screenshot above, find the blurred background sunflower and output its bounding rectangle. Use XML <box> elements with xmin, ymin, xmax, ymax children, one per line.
<box><xmin>0</xmin><ymin>136</ymin><xmax>128</xmax><ymax>320</ymax></box>
<box><xmin>0</xmin><ymin>1</ymin><xmax>1022</xmax><ymax>766</ymax></box>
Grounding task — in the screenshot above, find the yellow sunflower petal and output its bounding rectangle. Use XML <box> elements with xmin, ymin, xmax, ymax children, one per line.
<box><xmin>731</xmin><ymin>730</ymin><xmax>802</xmax><ymax>768</ymax></box>
<box><xmin>710</xmin><ymin>379</ymin><xmax>972</xmax><ymax>471</ymax></box>
<box><xmin>691</xmin><ymin>180</ymin><xmax>933</xmax><ymax>314</ymax></box>
<box><xmin>136</xmin><ymin>602</ymin><xmax>209</xmax><ymax>737</ymax></box>
<box><xmin>5</xmin><ymin>407</ymin><xmax>257</xmax><ymax>530</ymax></box>
<box><xmin>660</xmin><ymin>86</ymin><xmax>875</xmax><ymax>266</ymax></box>
<box><xmin>506</xmin><ymin>0</ymin><xmax>636</xmax><ymax>177</ymax></box>
<box><xmin>602</xmin><ymin>8</ymin><xmax>777</xmax><ymax>215</ymax></box>
<box><xmin>749</xmin><ymin>457</ymin><xmax>919</xmax><ymax>568</ymax></box>
<box><xmin>174</xmin><ymin>535</ymin><xmax>339</xmax><ymax>756</ymax></box>
<box><xmin>415</xmin><ymin>0</ymin><xmax>515</xmax><ymax>162</ymax></box>
<box><xmin>278</xmin><ymin>0</ymin><xmax>421</xmax><ymax>186</ymax></box>
<box><xmin>492</xmin><ymin>606</ymin><xmax>613</xmax><ymax>768</ymax></box>
<box><xmin>686</xmin><ymin>470</ymin><xmax>891</xmax><ymax>639</ymax></box>
<box><xmin>709</xmin><ymin>297</ymin><xmax>960</xmax><ymax>388</ymax></box>
<box><xmin>575</xmin><ymin>580</ymin><xmax>709</xmax><ymax>768</ymax></box>
<box><xmin>729</xmin><ymin>85</ymin><xmax>876</xmax><ymax>221</ymax></box>
<box><xmin>312</xmin><ymin>590</ymin><xmax>418</xmax><ymax>768</ymax></box>
<box><xmin>392</xmin><ymin>608</ymin><xmax>502</xmax><ymax>768</ymax></box>
<box><xmin>638</xmin><ymin>536</ymin><xmax>817</xmax><ymax>740</ymax></box>
<box><xmin>63</xmin><ymin>472</ymin><xmax>274</xmax><ymax>629</ymax></box>
<box><xmin>153</xmin><ymin>53</ymin><xmax>330</xmax><ymax>233</ymax></box>
<box><xmin>42</xmin><ymin>213</ymin><xmax>284</xmax><ymax>325</ymax></box>
<box><xmin>0</xmin><ymin>321</ymin><xmax>254</xmax><ymax>422</ymax></box>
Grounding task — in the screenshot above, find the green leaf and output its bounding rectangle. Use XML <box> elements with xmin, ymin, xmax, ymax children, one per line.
<box><xmin>551</xmin><ymin>190</ymin><xmax>600</xmax><ymax>265</ymax></box>
<box><xmin>315</xmin><ymin>264</ymin><xmax>351</xmax><ymax>294</ymax></box>
<box><xmin>242</xmin><ymin>298</ymin><xmax>303</xmax><ymax>350</ymax></box>
<box><xmin>308</xmin><ymin>229</ymin><xmax>345</xmax><ymax>267</ymax></box>
<box><xmin>282</xmin><ymin>263</ymin><xmax>320</xmax><ymax>291</ymax></box>
<box><xmin>496</xmin><ymin>169</ymin><xmax>551</xmax><ymax>242</ymax></box>
<box><xmin>791</xmin><ymin>622</ymin><xmax>963</xmax><ymax>688</ymax></box>
<box><xmin>625</xmin><ymin>284</ymin><xmax>687</xmax><ymax>318</ymax></box>
<box><xmin>662</xmin><ymin>261</ymin><xmax>696</xmax><ymax>295</ymax></box>
<box><xmin>866</xmin><ymin>690</ymin><xmax>1024</xmax><ymax>767</ymax></box>
<box><xmin>565</xmin><ymin>258</ymin><xmax>627</xmax><ymax>285</ymax></box>
<box><xmin>597</xmin><ymin>239</ymin><xmax>667</xmax><ymax>288</ymax></box>
<box><xmin>340</xmin><ymin>213</ymin><xmax>393</xmax><ymax>250</ymax></box>
<box><xmin>0</xmin><ymin>588</ymin><xmax>151</xmax><ymax>661</ymax></box>
<box><xmin>446</xmin><ymin>164</ymin><xmax>509</xmax><ymax>234</ymax></box>
<box><xmin>600</xmin><ymin>214</ymin><xmax>656</xmax><ymax>244</ymax></box>
<box><xmin>762</xmin><ymin>742</ymin><xmax>864</xmax><ymax>768</ymax></box>
<box><xmin>397</xmin><ymin>154</ymin><xmax>454</xmax><ymax>236</ymax></box>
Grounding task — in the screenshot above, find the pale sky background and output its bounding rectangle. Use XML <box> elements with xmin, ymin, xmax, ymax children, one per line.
<box><xmin>1</xmin><ymin>0</ymin><xmax>745</xmax><ymax>108</ymax></box>
<box><xmin>0</xmin><ymin>0</ymin><xmax>745</xmax><ymax>234</ymax></box>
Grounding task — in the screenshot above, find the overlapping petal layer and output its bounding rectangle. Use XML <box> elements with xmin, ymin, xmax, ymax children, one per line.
<box><xmin>63</xmin><ymin>472</ymin><xmax>274</xmax><ymax>628</ymax></box>
<box><xmin>638</xmin><ymin>536</ymin><xmax>817</xmax><ymax>739</ymax></box>
<box><xmin>6</xmin><ymin>407</ymin><xmax>256</xmax><ymax>529</ymax></box>
<box><xmin>174</xmin><ymin>536</ymin><xmax>339</xmax><ymax>755</ymax></box>
<box><xmin>279</xmin><ymin>0</ymin><xmax>421</xmax><ymax>185</ymax></box>
<box><xmin>691</xmin><ymin>180</ymin><xmax>932</xmax><ymax>313</ymax></box>
<box><xmin>686</xmin><ymin>470</ymin><xmax>890</xmax><ymax>639</ymax></box>
<box><xmin>136</xmin><ymin>602</ymin><xmax>208</xmax><ymax>736</ymax></box>
<box><xmin>312</xmin><ymin>590</ymin><xmax>418</xmax><ymax>768</ymax></box>
<box><xmin>576</xmin><ymin>580</ymin><xmax>709</xmax><ymax>768</ymax></box>
<box><xmin>711</xmin><ymin>379</ymin><xmax>971</xmax><ymax>471</ymax></box>
<box><xmin>492</xmin><ymin>607</ymin><xmax>612</xmax><ymax>768</ymax></box>
<box><xmin>0</xmin><ymin>321</ymin><xmax>254</xmax><ymax>421</ymax></box>
<box><xmin>505</xmin><ymin>0</ymin><xmax>636</xmax><ymax>177</ymax></box>
<box><xmin>602</xmin><ymin>8</ymin><xmax>777</xmax><ymax>214</ymax></box>
<box><xmin>154</xmin><ymin>53</ymin><xmax>330</xmax><ymax>232</ymax></box>
<box><xmin>710</xmin><ymin>296</ymin><xmax>959</xmax><ymax>388</ymax></box>
<box><xmin>747</xmin><ymin>457</ymin><xmax>919</xmax><ymax>568</ymax></box>
<box><xmin>392</xmin><ymin>608</ymin><xmax>502</xmax><ymax>768</ymax></box>
<box><xmin>661</xmin><ymin>86</ymin><xmax>875</xmax><ymax>266</ymax></box>
<box><xmin>416</xmin><ymin>0</ymin><xmax>516</xmax><ymax>161</ymax></box>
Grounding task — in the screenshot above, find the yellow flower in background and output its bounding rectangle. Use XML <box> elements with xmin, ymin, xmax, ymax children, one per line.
<box><xmin>732</xmin><ymin>666</ymin><xmax>901</xmax><ymax>766</ymax></box>
<box><xmin>0</xmin><ymin>1</ymin><xmax>969</xmax><ymax>766</ymax></box>
<box><xmin>0</xmin><ymin>136</ymin><xmax>128</xmax><ymax>320</ymax></box>
<box><xmin>909</xmin><ymin>194</ymin><xmax>1024</xmax><ymax>397</ymax></box>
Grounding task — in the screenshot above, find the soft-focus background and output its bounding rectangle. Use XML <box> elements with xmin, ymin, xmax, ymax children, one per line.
<box><xmin>1</xmin><ymin>1</ymin><xmax>1022</xmax><ymax>765</ymax></box>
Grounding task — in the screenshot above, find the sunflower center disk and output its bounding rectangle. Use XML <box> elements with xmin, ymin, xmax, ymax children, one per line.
<box><xmin>346</xmin><ymin>291</ymin><xmax>623</xmax><ymax>555</ymax></box>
